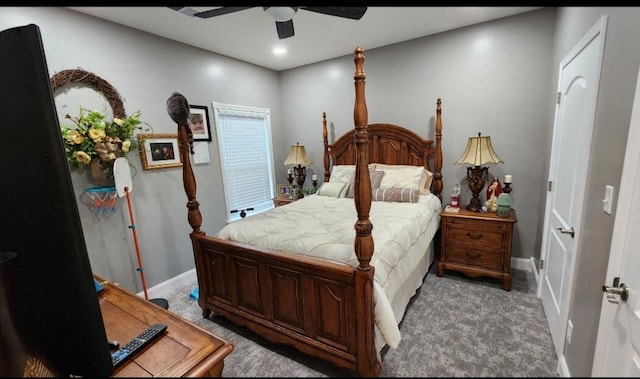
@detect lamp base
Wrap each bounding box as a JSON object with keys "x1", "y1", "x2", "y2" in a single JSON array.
[
  {"x1": 466, "y1": 197, "x2": 483, "y2": 211},
  {"x1": 466, "y1": 166, "x2": 488, "y2": 211},
  {"x1": 294, "y1": 165, "x2": 306, "y2": 199}
]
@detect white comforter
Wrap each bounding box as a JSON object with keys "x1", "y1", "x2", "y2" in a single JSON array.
[{"x1": 216, "y1": 193, "x2": 442, "y2": 349}]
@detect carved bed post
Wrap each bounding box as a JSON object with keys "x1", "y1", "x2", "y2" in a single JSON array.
[
  {"x1": 177, "y1": 123, "x2": 203, "y2": 236},
  {"x1": 353, "y1": 47, "x2": 373, "y2": 270},
  {"x1": 176, "y1": 119, "x2": 209, "y2": 316},
  {"x1": 322, "y1": 112, "x2": 331, "y2": 182},
  {"x1": 432, "y1": 98, "x2": 443, "y2": 200},
  {"x1": 352, "y1": 46, "x2": 380, "y2": 377}
]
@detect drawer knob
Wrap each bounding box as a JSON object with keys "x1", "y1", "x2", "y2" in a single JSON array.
[
  {"x1": 466, "y1": 232, "x2": 484, "y2": 240},
  {"x1": 465, "y1": 251, "x2": 481, "y2": 259}
]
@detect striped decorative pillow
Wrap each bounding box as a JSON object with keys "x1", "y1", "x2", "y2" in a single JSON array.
[{"x1": 372, "y1": 187, "x2": 419, "y2": 203}]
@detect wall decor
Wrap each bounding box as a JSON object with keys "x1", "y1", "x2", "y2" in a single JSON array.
[
  {"x1": 138, "y1": 133, "x2": 182, "y2": 170},
  {"x1": 188, "y1": 105, "x2": 212, "y2": 142},
  {"x1": 50, "y1": 68, "x2": 151, "y2": 186},
  {"x1": 192, "y1": 141, "x2": 211, "y2": 164}
]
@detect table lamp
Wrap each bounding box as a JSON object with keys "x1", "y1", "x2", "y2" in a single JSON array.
[
  {"x1": 284, "y1": 142, "x2": 312, "y2": 198},
  {"x1": 455, "y1": 132, "x2": 503, "y2": 211}
]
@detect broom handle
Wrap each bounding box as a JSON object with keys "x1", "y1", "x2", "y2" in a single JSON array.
[{"x1": 124, "y1": 186, "x2": 149, "y2": 300}]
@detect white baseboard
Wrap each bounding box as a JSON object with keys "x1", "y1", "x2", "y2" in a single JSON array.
[
  {"x1": 529, "y1": 257, "x2": 540, "y2": 284},
  {"x1": 512, "y1": 257, "x2": 540, "y2": 287},
  {"x1": 511, "y1": 257, "x2": 530, "y2": 271},
  {"x1": 558, "y1": 354, "x2": 570, "y2": 376},
  {"x1": 136, "y1": 268, "x2": 197, "y2": 299}
]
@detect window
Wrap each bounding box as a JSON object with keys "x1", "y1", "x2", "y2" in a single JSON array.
[{"x1": 212, "y1": 102, "x2": 276, "y2": 222}]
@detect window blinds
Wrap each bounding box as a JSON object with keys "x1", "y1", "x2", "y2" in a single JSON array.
[{"x1": 212, "y1": 102, "x2": 275, "y2": 222}]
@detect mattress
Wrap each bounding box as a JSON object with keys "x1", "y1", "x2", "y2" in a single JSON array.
[{"x1": 215, "y1": 193, "x2": 442, "y2": 351}]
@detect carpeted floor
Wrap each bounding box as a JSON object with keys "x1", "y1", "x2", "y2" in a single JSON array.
[{"x1": 163, "y1": 264, "x2": 558, "y2": 377}]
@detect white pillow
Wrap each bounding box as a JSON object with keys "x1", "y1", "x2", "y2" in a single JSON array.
[
  {"x1": 376, "y1": 165, "x2": 423, "y2": 191},
  {"x1": 316, "y1": 181, "x2": 349, "y2": 198},
  {"x1": 329, "y1": 164, "x2": 378, "y2": 184},
  {"x1": 329, "y1": 165, "x2": 355, "y2": 184},
  {"x1": 374, "y1": 163, "x2": 433, "y2": 195}
]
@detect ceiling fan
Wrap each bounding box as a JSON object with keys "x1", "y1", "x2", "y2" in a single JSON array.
[{"x1": 169, "y1": 6, "x2": 368, "y2": 39}]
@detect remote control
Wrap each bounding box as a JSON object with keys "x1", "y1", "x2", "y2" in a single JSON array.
[{"x1": 111, "y1": 323, "x2": 168, "y2": 368}]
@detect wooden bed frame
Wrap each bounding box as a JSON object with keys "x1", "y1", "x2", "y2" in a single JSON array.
[{"x1": 176, "y1": 47, "x2": 443, "y2": 377}]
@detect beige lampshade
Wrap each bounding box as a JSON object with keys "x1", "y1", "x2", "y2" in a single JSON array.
[
  {"x1": 284, "y1": 142, "x2": 313, "y2": 166},
  {"x1": 455, "y1": 133, "x2": 503, "y2": 166}
]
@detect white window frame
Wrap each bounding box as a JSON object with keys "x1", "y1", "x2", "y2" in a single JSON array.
[{"x1": 212, "y1": 102, "x2": 276, "y2": 223}]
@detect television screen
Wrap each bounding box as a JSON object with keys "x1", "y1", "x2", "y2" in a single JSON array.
[{"x1": 0, "y1": 24, "x2": 114, "y2": 376}]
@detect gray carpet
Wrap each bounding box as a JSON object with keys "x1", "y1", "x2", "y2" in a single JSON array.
[{"x1": 163, "y1": 264, "x2": 558, "y2": 377}]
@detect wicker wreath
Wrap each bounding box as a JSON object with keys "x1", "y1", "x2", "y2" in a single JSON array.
[
  {"x1": 49, "y1": 68, "x2": 126, "y2": 118},
  {"x1": 50, "y1": 68, "x2": 127, "y2": 186}
]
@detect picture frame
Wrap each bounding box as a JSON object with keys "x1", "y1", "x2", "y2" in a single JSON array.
[
  {"x1": 138, "y1": 133, "x2": 183, "y2": 170},
  {"x1": 188, "y1": 105, "x2": 212, "y2": 142},
  {"x1": 276, "y1": 183, "x2": 292, "y2": 199}
]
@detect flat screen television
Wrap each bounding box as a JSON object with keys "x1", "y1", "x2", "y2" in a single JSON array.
[{"x1": 0, "y1": 24, "x2": 114, "y2": 376}]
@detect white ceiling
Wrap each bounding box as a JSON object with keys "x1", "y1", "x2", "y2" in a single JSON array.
[{"x1": 68, "y1": 6, "x2": 542, "y2": 72}]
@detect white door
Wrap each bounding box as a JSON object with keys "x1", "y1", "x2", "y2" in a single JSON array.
[
  {"x1": 537, "y1": 15, "x2": 607, "y2": 359},
  {"x1": 591, "y1": 65, "x2": 640, "y2": 377}
]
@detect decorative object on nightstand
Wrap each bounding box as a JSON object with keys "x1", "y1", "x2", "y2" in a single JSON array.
[
  {"x1": 496, "y1": 174, "x2": 513, "y2": 217},
  {"x1": 277, "y1": 183, "x2": 292, "y2": 198},
  {"x1": 444, "y1": 183, "x2": 461, "y2": 213},
  {"x1": 455, "y1": 132, "x2": 504, "y2": 211},
  {"x1": 496, "y1": 193, "x2": 512, "y2": 217},
  {"x1": 312, "y1": 174, "x2": 319, "y2": 191},
  {"x1": 284, "y1": 142, "x2": 313, "y2": 199},
  {"x1": 286, "y1": 168, "x2": 294, "y2": 185},
  {"x1": 485, "y1": 176, "x2": 503, "y2": 211},
  {"x1": 450, "y1": 183, "x2": 461, "y2": 208},
  {"x1": 502, "y1": 174, "x2": 513, "y2": 194}
]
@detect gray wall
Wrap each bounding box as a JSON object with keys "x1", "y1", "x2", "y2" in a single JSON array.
[
  {"x1": 5, "y1": 6, "x2": 636, "y2": 375},
  {"x1": 551, "y1": 7, "x2": 640, "y2": 376},
  {"x1": 280, "y1": 8, "x2": 557, "y2": 265},
  {"x1": 0, "y1": 7, "x2": 283, "y2": 293}
]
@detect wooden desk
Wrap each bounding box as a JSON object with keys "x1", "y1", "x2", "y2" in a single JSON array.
[{"x1": 97, "y1": 278, "x2": 233, "y2": 377}]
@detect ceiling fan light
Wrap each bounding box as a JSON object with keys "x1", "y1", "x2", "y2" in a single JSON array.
[{"x1": 264, "y1": 7, "x2": 296, "y2": 22}]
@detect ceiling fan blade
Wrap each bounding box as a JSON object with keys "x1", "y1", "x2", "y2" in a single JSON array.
[
  {"x1": 276, "y1": 20, "x2": 295, "y2": 39},
  {"x1": 193, "y1": 6, "x2": 254, "y2": 19},
  {"x1": 301, "y1": 7, "x2": 367, "y2": 20}
]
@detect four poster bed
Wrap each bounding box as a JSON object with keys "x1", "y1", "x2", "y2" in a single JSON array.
[{"x1": 175, "y1": 47, "x2": 443, "y2": 377}]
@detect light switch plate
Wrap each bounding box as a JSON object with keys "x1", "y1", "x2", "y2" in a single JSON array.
[{"x1": 603, "y1": 185, "x2": 614, "y2": 214}]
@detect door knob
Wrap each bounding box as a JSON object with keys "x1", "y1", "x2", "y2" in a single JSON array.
[
  {"x1": 602, "y1": 282, "x2": 630, "y2": 304},
  {"x1": 557, "y1": 227, "x2": 575, "y2": 238}
]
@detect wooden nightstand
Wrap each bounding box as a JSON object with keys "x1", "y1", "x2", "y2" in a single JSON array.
[
  {"x1": 274, "y1": 197, "x2": 297, "y2": 207},
  {"x1": 438, "y1": 208, "x2": 517, "y2": 290}
]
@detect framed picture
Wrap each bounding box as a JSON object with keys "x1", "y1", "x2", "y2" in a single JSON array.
[
  {"x1": 188, "y1": 105, "x2": 212, "y2": 142},
  {"x1": 138, "y1": 133, "x2": 183, "y2": 170},
  {"x1": 277, "y1": 183, "x2": 292, "y2": 199}
]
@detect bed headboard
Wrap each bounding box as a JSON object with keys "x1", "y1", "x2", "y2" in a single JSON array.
[{"x1": 322, "y1": 99, "x2": 443, "y2": 199}]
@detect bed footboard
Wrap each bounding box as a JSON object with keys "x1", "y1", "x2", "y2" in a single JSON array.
[{"x1": 193, "y1": 236, "x2": 380, "y2": 376}]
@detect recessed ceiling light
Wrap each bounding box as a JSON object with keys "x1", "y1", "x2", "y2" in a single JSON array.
[{"x1": 273, "y1": 47, "x2": 287, "y2": 55}]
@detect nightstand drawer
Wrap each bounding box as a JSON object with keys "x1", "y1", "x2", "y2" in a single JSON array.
[
  {"x1": 446, "y1": 245, "x2": 504, "y2": 270},
  {"x1": 445, "y1": 221, "x2": 506, "y2": 247}
]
